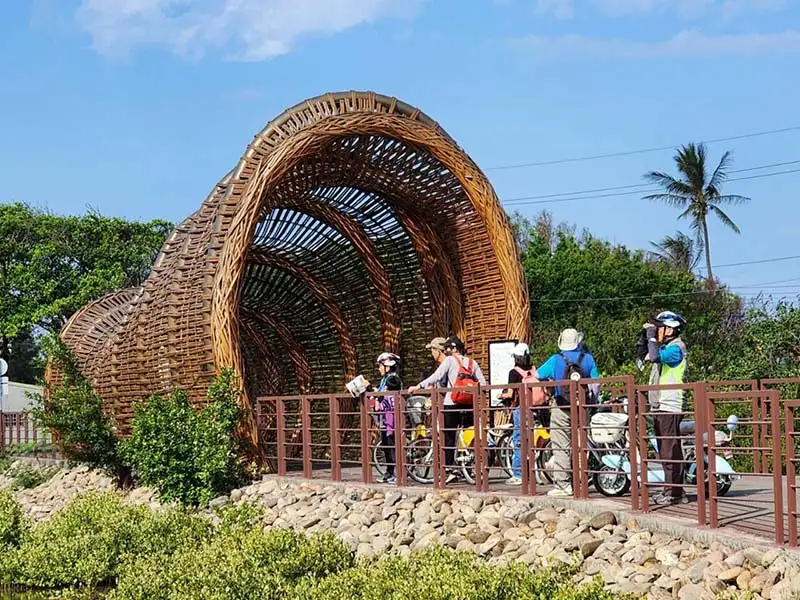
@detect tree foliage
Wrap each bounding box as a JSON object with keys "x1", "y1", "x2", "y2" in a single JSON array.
[
  {"x1": 0, "y1": 202, "x2": 171, "y2": 378},
  {"x1": 642, "y1": 143, "x2": 749, "y2": 283}
]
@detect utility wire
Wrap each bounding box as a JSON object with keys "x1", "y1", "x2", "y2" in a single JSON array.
[
  {"x1": 697, "y1": 255, "x2": 800, "y2": 271},
  {"x1": 487, "y1": 126, "x2": 800, "y2": 171},
  {"x1": 533, "y1": 287, "x2": 800, "y2": 304},
  {"x1": 502, "y1": 166, "x2": 800, "y2": 207}
]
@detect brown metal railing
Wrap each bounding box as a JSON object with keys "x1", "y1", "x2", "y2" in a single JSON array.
[
  {"x1": 0, "y1": 411, "x2": 56, "y2": 457},
  {"x1": 254, "y1": 376, "x2": 800, "y2": 547}
]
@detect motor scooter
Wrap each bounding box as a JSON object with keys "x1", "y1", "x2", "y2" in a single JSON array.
[{"x1": 597, "y1": 399, "x2": 740, "y2": 497}]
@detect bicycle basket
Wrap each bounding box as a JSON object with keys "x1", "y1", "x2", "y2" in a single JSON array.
[
  {"x1": 406, "y1": 395, "x2": 427, "y2": 427},
  {"x1": 589, "y1": 412, "x2": 628, "y2": 444}
]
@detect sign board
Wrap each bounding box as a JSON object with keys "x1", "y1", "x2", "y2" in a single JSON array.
[
  {"x1": 0, "y1": 358, "x2": 7, "y2": 377},
  {"x1": 487, "y1": 339, "x2": 517, "y2": 407}
]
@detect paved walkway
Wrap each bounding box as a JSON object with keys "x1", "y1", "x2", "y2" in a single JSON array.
[{"x1": 280, "y1": 460, "x2": 793, "y2": 548}]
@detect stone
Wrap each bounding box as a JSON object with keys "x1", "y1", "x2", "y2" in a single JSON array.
[
  {"x1": 655, "y1": 547, "x2": 680, "y2": 568},
  {"x1": 687, "y1": 560, "x2": 710, "y2": 584},
  {"x1": 724, "y1": 551, "x2": 745, "y2": 568},
  {"x1": 736, "y1": 569, "x2": 752, "y2": 590},
  {"x1": 467, "y1": 528, "x2": 491, "y2": 545},
  {"x1": 209, "y1": 496, "x2": 229, "y2": 508},
  {"x1": 356, "y1": 543, "x2": 376, "y2": 560},
  {"x1": 230, "y1": 488, "x2": 243, "y2": 502},
  {"x1": 761, "y1": 549, "x2": 781, "y2": 568},
  {"x1": 579, "y1": 538, "x2": 602, "y2": 558},
  {"x1": 717, "y1": 567, "x2": 743, "y2": 583},
  {"x1": 477, "y1": 534, "x2": 503, "y2": 556},
  {"x1": 301, "y1": 516, "x2": 321, "y2": 529},
  {"x1": 536, "y1": 507, "x2": 559, "y2": 523},
  {"x1": 588, "y1": 511, "x2": 617, "y2": 530},
  {"x1": 743, "y1": 547, "x2": 766, "y2": 567},
  {"x1": 678, "y1": 583, "x2": 708, "y2": 600}
]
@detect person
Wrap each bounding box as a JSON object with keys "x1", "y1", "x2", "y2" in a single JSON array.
[
  {"x1": 370, "y1": 352, "x2": 403, "y2": 484},
  {"x1": 644, "y1": 311, "x2": 689, "y2": 505},
  {"x1": 500, "y1": 342, "x2": 535, "y2": 486},
  {"x1": 536, "y1": 328, "x2": 600, "y2": 497},
  {"x1": 424, "y1": 337, "x2": 448, "y2": 388},
  {"x1": 409, "y1": 336, "x2": 486, "y2": 483}
]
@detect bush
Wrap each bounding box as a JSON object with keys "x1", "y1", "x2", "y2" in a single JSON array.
[
  {"x1": 290, "y1": 546, "x2": 617, "y2": 600},
  {"x1": 32, "y1": 337, "x2": 128, "y2": 484},
  {"x1": 122, "y1": 369, "x2": 245, "y2": 506},
  {"x1": 0, "y1": 492, "x2": 213, "y2": 588},
  {"x1": 6, "y1": 463, "x2": 58, "y2": 491},
  {"x1": 111, "y1": 529, "x2": 354, "y2": 600},
  {"x1": 0, "y1": 490, "x2": 26, "y2": 549}
]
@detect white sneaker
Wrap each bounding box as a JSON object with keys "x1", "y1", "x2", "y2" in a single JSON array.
[
  {"x1": 505, "y1": 476, "x2": 523, "y2": 486},
  {"x1": 547, "y1": 486, "x2": 573, "y2": 498}
]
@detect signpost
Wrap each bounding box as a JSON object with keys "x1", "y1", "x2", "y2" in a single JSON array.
[
  {"x1": 487, "y1": 339, "x2": 517, "y2": 407},
  {"x1": 0, "y1": 358, "x2": 7, "y2": 412}
]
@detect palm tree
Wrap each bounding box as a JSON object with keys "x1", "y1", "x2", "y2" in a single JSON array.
[
  {"x1": 649, "y1": 232, "x2": 701, "y2": 273},
  {"x1": 643, "y1": 143, "x2": 750, "y2": 283}
]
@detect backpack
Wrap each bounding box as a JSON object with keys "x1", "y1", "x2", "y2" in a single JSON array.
[
  {"x1": 556, "y1": 351, "x2": 587, "y2": 406},
  {"x1": 514, "y1": 366, "x2": 547, "y2": 407},
  {"x1": 451, "y1": 358, "x2": 479, "y2": 405}
]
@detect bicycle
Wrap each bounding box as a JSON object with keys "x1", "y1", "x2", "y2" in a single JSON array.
[{"x1": 373, "y1": 396, "x2": 436, "y2": 484}]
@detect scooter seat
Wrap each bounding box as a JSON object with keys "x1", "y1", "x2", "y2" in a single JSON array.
[{"x1": 679, "y1": 421, "x2": 695, "y2": 435}]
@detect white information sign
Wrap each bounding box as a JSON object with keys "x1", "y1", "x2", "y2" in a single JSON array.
[{"x1": 487, "y1": 339, "x2": 517, "y2": 407}]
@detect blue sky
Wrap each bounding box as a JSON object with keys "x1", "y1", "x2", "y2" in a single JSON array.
[{"x1": 1, "y1": 0, "x2": 799, "y2": 295}]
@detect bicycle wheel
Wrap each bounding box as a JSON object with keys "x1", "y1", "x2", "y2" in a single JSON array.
[
  {"x1": 459, "y1": 449, "x2": 476, "y2": 485},
  {"x1": 498, "y1": 432, "x2": 514, "y2": 478},
  {"x1": 536, "y1": 439, "x2": 554, "y2": 485},
  {"x1": 406, "y1": 437, "x2": 434, "y2": 484}
]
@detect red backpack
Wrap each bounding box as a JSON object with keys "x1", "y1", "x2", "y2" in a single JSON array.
[
  {"x1": 451, "y1": 358, "x2": 479, "y2": 405},
  {"x1": 514, "y1": 366, "x2": 547, "y2": 407}
]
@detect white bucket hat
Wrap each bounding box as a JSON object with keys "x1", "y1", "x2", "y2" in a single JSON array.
[
  {"x1": 557, "y1": 329, "x2": 580, "y2": 352},
  {"x1": 511, "y1": 342, "x2": 530, "y2": 357}
]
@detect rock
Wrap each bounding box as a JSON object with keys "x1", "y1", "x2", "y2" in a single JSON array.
[
  {"x1": 381, "y1": 504, "x2": 398, "y2": 520},
  {"x1": 588, "y1": 511, "x2": 617, "y2": 530},
  {"x1": 743, "y1": 547, "x2": 766, "y2": 567},
  {"x1": 678, "y1": 583, "x2": 708, "y2": 600},
  {"x1": 724, "y1": 551, "x2": 745, "y2": 568},
  {"x1": 736, "y1": 569, "x2": 752, "y2": 590},
  {"x1": 536, "y1": 507, "x2": 559, "y2": 523},
  {"x1": 761, "y1": 549, "x2": 781, "y2": 568},
  {"x1": 467, "y1": 528, "x2": 491, "y2": 545},
  {"x1": 477, "y1": 534, "x2": 503, "y2": 556},
  {"x1": 301, "y1": 516, "x2": 321, "y2": 529},
  {"x1": 655, "y1": 547, "x2": 680, "y2": 567},
  {"x1": 749, "y1": 569, "x2": 780, "y2": 594},
  {"x1": 717, "y1": 567, "x2": 743, "y2": 583},
  {"x1": 209, "y1": 496, "x2": 229, "y2": 508},
  {"x1": 356, "y1": 543, "x2": 376, "y2": 560},
  {"x1": 579, "y1": 538, "x2": 602, "y2": 558},
  {"x1": 372, "y1": 536, "x2": 392, "y2": 554},
  {"x1": 230, "y1": 488, "x2": 243, "y2": 502}
]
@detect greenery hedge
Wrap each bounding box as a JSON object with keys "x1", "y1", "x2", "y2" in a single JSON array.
[{"x1": 0, "y1": 493, "x2": 626, "y2": 600}]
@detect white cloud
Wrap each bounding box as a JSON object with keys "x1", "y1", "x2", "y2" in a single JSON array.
[
  {"x1": 77, "y1": 0, "x2": 420, "y2": 61},
  {"x1": 512, "y1": 29, "x2": 800, "y2": 60},
  {"x1": 590, "y1": 0, "x2": 787, "y2": 18},
  {"x1": 535, "y1": 0, "x2": 575, "y2": 19}
]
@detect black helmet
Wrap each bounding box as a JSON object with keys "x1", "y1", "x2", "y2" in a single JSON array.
[{"x1": 444, "y1": 336, "x2": 465, "y2": 354}]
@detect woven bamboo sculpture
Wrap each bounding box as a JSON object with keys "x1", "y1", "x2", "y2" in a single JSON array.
[{"x1": 54, "y1": 91, "x2": 531, "y2": 445}]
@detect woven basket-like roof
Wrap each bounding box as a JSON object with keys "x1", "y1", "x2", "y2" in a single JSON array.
[{"x1": 54, "y1": 91, "x2": 530, "y2": 444}]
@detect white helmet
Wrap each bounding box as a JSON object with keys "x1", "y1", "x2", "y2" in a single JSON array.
[
  {"x1": 376, "y1": 352, "x2": 399, "y2": 367},
  {"x1": 511, "y1": 342, "x2": 530, "y2": 358}
]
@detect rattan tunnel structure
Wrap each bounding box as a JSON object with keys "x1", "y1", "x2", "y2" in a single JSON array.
[{"x1": 54, "y1": 91, "x2": 531, "y2": 445}]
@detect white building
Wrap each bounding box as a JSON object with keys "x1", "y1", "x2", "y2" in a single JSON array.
[{"x1": 1, "y1": 381, "x2": 43, "y2": 413}]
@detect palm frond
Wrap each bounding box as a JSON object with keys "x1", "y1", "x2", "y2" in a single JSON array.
[
  {"x1": 643, "y1": 192, "x2": 690, "y2": 207},
  {"x1": 708, "y1": 150, "x2": 733, "y2": 189},
  {"x1": 710, "y1": 205, "x2": 742, "y2": 234},
  {"x1": 714, "y1": 193, "x2": 751, "y2": 206}
]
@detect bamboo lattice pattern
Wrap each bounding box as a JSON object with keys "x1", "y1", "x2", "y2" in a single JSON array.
[{"x1": 52, "y1": 91, "x2": 530, "y2": 445}]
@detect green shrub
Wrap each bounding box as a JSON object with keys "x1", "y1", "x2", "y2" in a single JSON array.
[
  {"x1": 32, "y1": 337, "x2": 128, "y2": 484},
  {"x1": 110, "y1": 529, "x2": 354, "y2": 600},
  {"x1": 122, "y1": 369, "x2": 245, "y2": 506},
  {"x1": 1, "y1": 492, "x2": 213, "y2": 588},
  {"x1": 290, "y1": 546, "x2": 616, "y2": 600},
  {"x1": 0, "y1": 490, "x2": 26, "y2": 549},
  {"x1": 4, "y1": 463, "x2": 58, "y2": 491}
]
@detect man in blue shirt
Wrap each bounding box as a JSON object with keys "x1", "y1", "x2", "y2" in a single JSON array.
[{"x1": 537, "y1": 328, "x2": 600, "y2": 497}]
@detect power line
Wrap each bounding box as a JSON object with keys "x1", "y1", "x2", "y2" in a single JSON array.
[
  {"x1": 533, "y1": 287, "x2": 800, "y2": 304},
  {"x1": 503, "y1": 159, "x2": 800, "y2": 203},
  {"x1": 503, "y1": 166, "x2": 800, "y2": 207},
  {"x1": 697, "y1": 255, "x2": 800, "y2": 271},
  {"x1": 487, "y1": 126, "x2": 800, "y2": 171}
]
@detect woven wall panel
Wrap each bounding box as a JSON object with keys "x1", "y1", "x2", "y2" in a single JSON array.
[{"x1": 53, "y1": 91, "x2": 530, "y2": 445}]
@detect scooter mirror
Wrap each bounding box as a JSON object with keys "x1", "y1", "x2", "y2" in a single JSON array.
[{"x1": 726, "y1": 414, "x2": 739, "y2": 432}]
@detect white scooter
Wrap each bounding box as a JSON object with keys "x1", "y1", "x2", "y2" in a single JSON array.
[{"x1": 597, "y1": 400, "x2": 739, "y2": 497}]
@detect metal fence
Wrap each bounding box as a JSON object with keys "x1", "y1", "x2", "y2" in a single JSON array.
[
  {"x1": 0, "y1": 411, "x2": 56, "y2": 457},
  {"x1": 255, "y1": 377, "x2": 800, "y2": 548}
]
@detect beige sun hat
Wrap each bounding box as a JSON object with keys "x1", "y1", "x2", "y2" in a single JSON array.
[{"x1": 557, "y1": 328, "x2": 580, "y2": 352}]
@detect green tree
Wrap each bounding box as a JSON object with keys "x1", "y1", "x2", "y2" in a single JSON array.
[
  {"x1": 649, "y1": 232, "x2": 701, "y2": 273},
  {"x1": 0, "y1": 202, "x2": 171, "y2": 378},
  {"x1": 643, "y1": 143, "x2": 749, "y2": 283}
]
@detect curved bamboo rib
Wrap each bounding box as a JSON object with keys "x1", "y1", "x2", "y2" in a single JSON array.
[
  {"x1": 53, "y1": 91, "x2": 531, "y2": 449},
  {"x1": 246, "y1": 249, "x2": 358, "y2": 381}
]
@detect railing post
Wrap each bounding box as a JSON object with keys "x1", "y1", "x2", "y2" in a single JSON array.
[
  {"x1": 752, "y1": 381, "x2": 762, "y2": 473},
  {"x1": 575, "y1": 382, "x2": 590, "y2": 500},
  {"x1": 329, "y1": 395, "x2": 341, "y2": 482},
  {"x1": 301, "y1": 397, "x2": 312, "y2": 479},
  {"x1": 706, "y1": 387, "x2": 719, "y2": 530},
  {"x1": 431, "y1": 388, "x2": 444, "y2": 490},
  {"x1": 568, "y1": 380, "x2": 584, "y2": 499},
  {"x1": 520, "y1": 382, "x2": 533, "y2": 496},
  {"x1": 625, "y1": 377, "x2": 640, "y2": 511},
  {"x1": 473, "y1": 387, "x2": 486, "y2": 492},
  {"x1": 637, "y1": 389, "x2": 650, "y2": 512},
  {"x1": 393, "y1": 392, "x2": 406, "y2": 487},
  {"x1": 785, "y1": 402, "x2": 797, "y2": 547},
  {"x1": 359, "y1": 393, "x2": 372, "y2": 484},
  {"x1": 276, "y1": 399, "x2": 287, "y2": 476},
  {"x1": 770, "y1": 391, "x2": 785, "y2": 546},
  {"x1": 694, "y1": 383, "x2": 707, "y2": 527}
]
